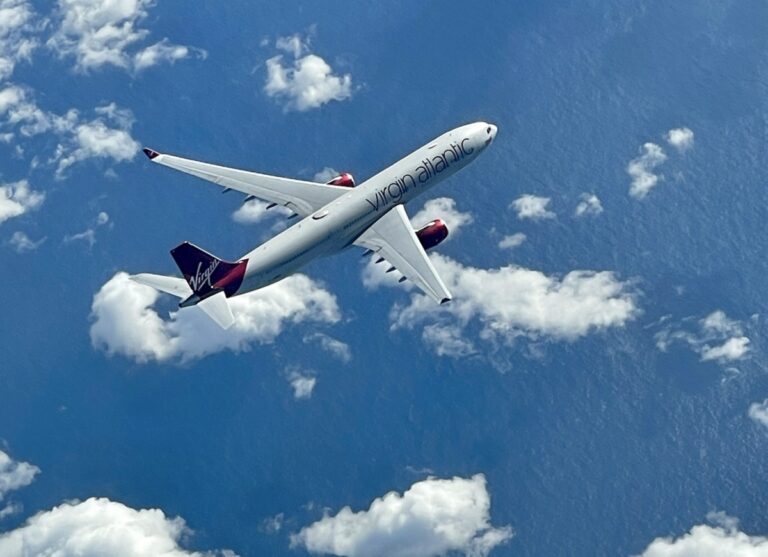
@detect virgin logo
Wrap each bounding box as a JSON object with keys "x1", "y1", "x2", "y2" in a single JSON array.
[{"x1": 189, "y1": 259, "x2": 219, "y2": 292}]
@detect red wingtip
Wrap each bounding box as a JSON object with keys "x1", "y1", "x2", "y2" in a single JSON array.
[{"x1": 143, "y1": 147, "x2": 160, "y2": 160}]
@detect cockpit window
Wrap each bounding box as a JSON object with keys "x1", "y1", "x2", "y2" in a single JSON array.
[{"x1": 487, "y1": 127, "x2": 492, "y2": 134}]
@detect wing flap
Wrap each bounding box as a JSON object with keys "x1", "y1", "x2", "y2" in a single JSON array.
[
  {"x1": 145, "y1": 150, "x2": 346, "y2": 217},
  {"x1": 355, "y1": 205, "x2": 451, "y2": 303}
]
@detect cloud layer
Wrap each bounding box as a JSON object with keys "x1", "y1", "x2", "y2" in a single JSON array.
[
  {"x1": 0, "y1": 497, "x2": 237, "y2": 556},
  {"x1": 291, "y1": 474, "x2": 512, "y2": 557},
  {"x1": 90, "y1": 272, "x2": 341, "y2": 363}
]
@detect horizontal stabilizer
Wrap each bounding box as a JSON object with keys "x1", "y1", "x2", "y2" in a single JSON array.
[
  {"x1": 130, "y1": 273, "x2": 192, "y2": 299},
  {"x1": 197, "y1": 291, "x2": 235, "y2": 329}
]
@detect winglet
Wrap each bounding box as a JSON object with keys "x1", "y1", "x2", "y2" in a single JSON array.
[{"x1": 142, "y1": 147, "x2": 160, "y2": 160}]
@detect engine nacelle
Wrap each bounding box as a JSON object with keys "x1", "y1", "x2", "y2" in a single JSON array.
[
  {"x1": 326, "y1": 172, "x2": 355, "y2": 188},
  {"x1": 415, "y1": 219, "x2": 449, "y2": 251}
]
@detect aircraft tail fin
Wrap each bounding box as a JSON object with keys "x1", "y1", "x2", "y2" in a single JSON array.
[{"x1": 170, "y1": 241, "x2": 248, "y2": 300}]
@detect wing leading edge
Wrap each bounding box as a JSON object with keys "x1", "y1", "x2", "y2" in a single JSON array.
[
  {"x1": 355, "y1": 205, "x2": 452, "y2": 304},
  {"x1": 143, "y1": 148, "x2": 346, "y2": 217}
]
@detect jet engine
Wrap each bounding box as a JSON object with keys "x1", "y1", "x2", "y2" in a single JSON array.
[
  {"x1": 415, "y1": 219, "x2": 449, "y2": 250},
  {"x1": 326, "y1": 173, "x2": 355, "y2": 188}
]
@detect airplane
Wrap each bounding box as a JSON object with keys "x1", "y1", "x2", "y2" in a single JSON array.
[{"x1": 132, "y1": 122, "x2": 498, "y2": 329}]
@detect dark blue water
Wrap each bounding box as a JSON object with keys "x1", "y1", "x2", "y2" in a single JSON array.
[{"x1": 1, "y1": 1, "x2": 767, "y2": 555}]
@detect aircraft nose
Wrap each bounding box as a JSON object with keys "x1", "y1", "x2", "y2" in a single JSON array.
[{"x1": 484, "y1": 123, "x2": 498, "y2": 146}]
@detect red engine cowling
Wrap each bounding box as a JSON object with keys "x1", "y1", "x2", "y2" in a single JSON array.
[
  {"x1": 326, "y1": 173, "x2": 355, "y2": 188},
  {"x1": 415, "y1": 219, "x2": 449, "y2": 250}
]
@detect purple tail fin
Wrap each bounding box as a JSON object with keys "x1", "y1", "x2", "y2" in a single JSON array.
[{"x1": 170, "y1": 242, "x2": 247, "y2": 299}]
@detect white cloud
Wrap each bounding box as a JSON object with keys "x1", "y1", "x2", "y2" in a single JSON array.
[
  {"x1": 388, "y1": 254, "x2": 637, "y2": 356},
  {"x1": 64, "y1": 210, "x2": 113, "y2": 247},
  {"x1": 0, "y1": 449, "x2": 39, "y2": 501},
  {"x1": 627, "y1": 143, "x2": 667, "y2": 199},
  {"x1": 9, "y1": 230, "x2": 44, "y2": 252},
  {"x1": 0, "y1": 179, "x2": 43, "y2": 224},
  {"x1": 291, "y1": 474, "x2": 512, "y2": 557},
  {"x1": 0, "y1": 0, "x2": 39, "y2": 81},
  {"x1": 655, "y1": 310, "x2": 751, "y2": 365},
  {"x1": 749, "y1": 400, "x2": 768, "y2": 429},
  {"x1": 574, "y1": 193, "x2": 603, "y2": 217},
  {"x1": 510, "y1": 194, "x2": 555, "y2": 220},
  {"x1": 288, "y1": 371, "x2": 316, "y2": 399},
  {"x1": 0, "y1": 497, "x2": 238, "y2": 556},
  {"x1": 665, "y1": 127, "x2": 694, "y2": 152},
  {"x1": 498, "y1": 233, "x2": 526, "y2": 250},
  {"x1": 313, "y1": 166, "x2": 339, "y2": 183},
  {"x1": 48, "y1": 0, "x2": 202, "y2": 73},
  {"x1": 0, "y1": 93, "x2": 140, "y2": 176},
  {"x1": 264, "y1": 33, "x2": 352, "y2": 112},
  {"x1": 635, "y1": 512, "x2": 768, "y2": 556},
  {"x1": 700, "y1": 336, "x2": 750, "y2": 362},
  {"x1": 231, "y1": 199, "x2": 291, "y2": 225},
  {"x1": 410, "y1": 197, "x2": 474, "y2": 235},
  {"x1": 90, "y1": 272, "x2": 341, "y2": 363},
  {"x1": 54, "y1": 109, "x2": 140, "y2": 176},
  {"x1": 303, "y1": 332, "x2": 351, "y2": 363}
]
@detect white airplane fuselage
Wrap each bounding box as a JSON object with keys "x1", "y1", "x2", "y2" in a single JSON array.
[{"x1": 238, "y1": 122, "x2": 498, "y2": 293}]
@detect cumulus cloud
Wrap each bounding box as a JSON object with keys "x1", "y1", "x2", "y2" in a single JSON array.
[
  {"x1": 665, "y1": 127, "x2": 694, "y2": 152},
  {"x1": 303, "y1": 332, "x2": 351, "y2": 363},
  {"x1": 0, "y1": 93, "x2": 140, "y2": 175},
  {"x1": 655, "y1": 310, "x2": 751, "y2": 365},
  {"x1": 0, "y1": 0, "x2": 39, "y2": 81},
  {"x1": 288, "y1": 371, "x2": 316, "y2": 399},
  {"x1": 498, "y1": 233, "x2": 526, "y2": 250},
  {"x1": 0, "y1": 497, "x2": 238, "y2": 556},
  {"x1": 574, "y1": 193, "x2": 603, "y2": 217},
  {"x1": 510, "y1": 194, "x2": 555, "y2": 220},
  {"x1": 48, "y1": 0, "x2": 203, "y2": 73},
  {"x1": 264, "y1": 33, "x2": 352, "y2": 112},
  {"x1": 635, "y1": 512, "x2": 768, "y2": 556},
  {"x1": 385, "y1": 254, "x2": 638, "y2": 357},
  {"x1": 291, "y1": 474, "x2": 512, "y2": 557},
  {"x1": 748, "y1": 400, "x2": 768, "y2": 429},
  {"x1": 231, "y1": 199, "x2": 291, "y2": 225},
  {"x1": 0, "y1": 179, "x2": 43, "y2": 224},
  {"x1": 8, "y1": 230, "x2": 44, "y2": 252},
  {"x1": 90, "y1": 272, "x2": 341, "y2": 363},
  {"x1": 627, "y1": 143, "x2": 667, "y2": 199},
  {"x1": 53, "y1": 104, "x2": 140, "y2": 176},
  {"x1": 410, "y1": 197, "x2": 474, "y2": 234},
  {"x1": 0, "y1": 449, "x2": 39, "y2": 501}
]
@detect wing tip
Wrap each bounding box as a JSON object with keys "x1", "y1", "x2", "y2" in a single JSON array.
[
  {"x1": 440, "y1": 297, "x2": 451, "y2": 305},
  {"x1": 142, "y1": 147, "x2": 161, "y2": 160}
]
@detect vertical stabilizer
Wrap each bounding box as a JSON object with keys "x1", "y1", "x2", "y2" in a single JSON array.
[{"x1": 170, "y1": 242, "x2": 247, "y2": 300}]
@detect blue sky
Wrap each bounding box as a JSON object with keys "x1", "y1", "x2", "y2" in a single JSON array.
[{"x1": 0, "y1": 1, "x2": 767, "y2": 556}]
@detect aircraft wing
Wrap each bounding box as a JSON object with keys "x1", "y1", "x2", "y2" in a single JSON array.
[
  {"x1": 354, "y1": 205, "x2": 452, "y2": 304},
  {"x1": 142, "y1": 148, "x2": 346, "y2": 217}
]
